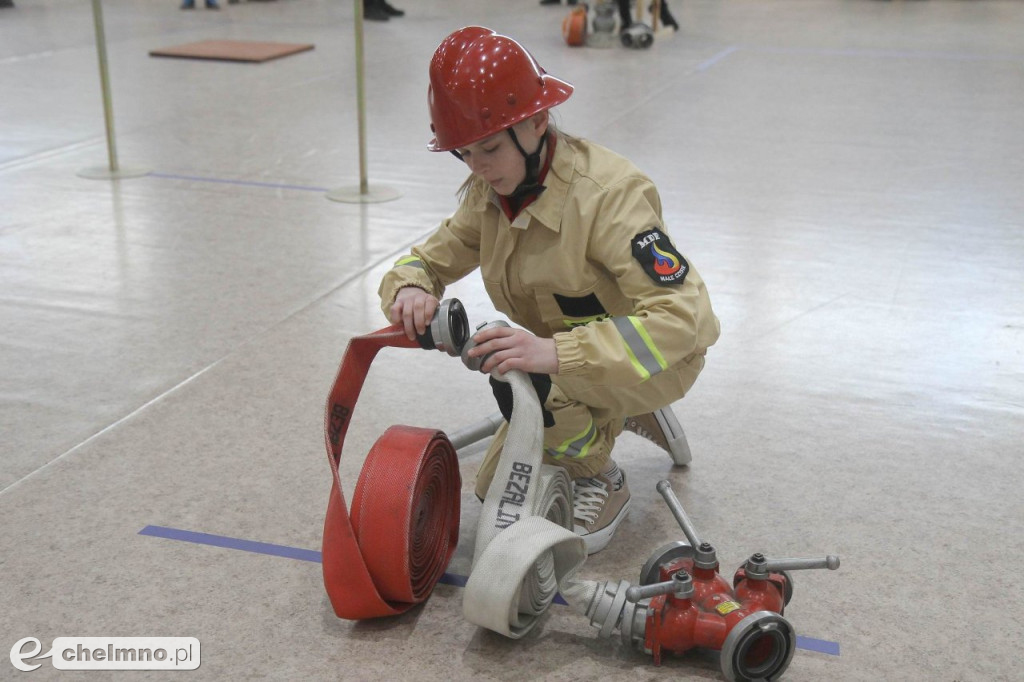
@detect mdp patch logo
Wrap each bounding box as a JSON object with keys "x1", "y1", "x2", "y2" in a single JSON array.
[{"x1": 632, "y1": 228, "x2": 688, "y2": 285}]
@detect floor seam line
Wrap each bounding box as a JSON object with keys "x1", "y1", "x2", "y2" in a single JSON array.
[{"x1": 0, "y1": 231, "x2": 434, "y2": 499}]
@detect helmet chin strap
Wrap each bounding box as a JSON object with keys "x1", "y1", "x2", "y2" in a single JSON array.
[{"x1": 505, "y1": 127, "x2": 549, "y2": 201}]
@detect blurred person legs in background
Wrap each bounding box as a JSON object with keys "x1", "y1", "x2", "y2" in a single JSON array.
[
  {"x1": 616, "y1": 0, "x2": 679, "y2": 31},
  {"x1": 181, "y1": 0, "x2": 221, "y2": 9},
  {"x1": 364, "y1": 0, "x2": 404, "y2": 22}
]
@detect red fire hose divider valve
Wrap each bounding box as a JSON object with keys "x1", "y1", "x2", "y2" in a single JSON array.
[{"x1": 593, "y1": 480, "x2": 840, "y2": 681}]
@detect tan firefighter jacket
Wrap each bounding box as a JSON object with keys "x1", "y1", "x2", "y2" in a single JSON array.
[{"x1": 378, "y1": 135, "x2": 720, "y2": 388}]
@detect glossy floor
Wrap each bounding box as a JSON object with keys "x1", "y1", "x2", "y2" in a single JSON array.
[{"x1": 1, "y1": 0, "x2": 1022, "y2": 680}]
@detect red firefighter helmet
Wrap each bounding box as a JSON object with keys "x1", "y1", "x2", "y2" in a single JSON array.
[{"x1": 427, "y1": 26, "x2": 574, "y2": 152}]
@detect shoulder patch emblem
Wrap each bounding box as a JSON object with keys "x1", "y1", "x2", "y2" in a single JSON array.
[{"x1": 632, "y1": 228, "x2": 688, "y2": 286}]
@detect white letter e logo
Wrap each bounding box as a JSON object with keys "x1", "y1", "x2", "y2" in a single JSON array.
[{"x1": 9, "y1": 637, "x2": 52, "y2": 672}]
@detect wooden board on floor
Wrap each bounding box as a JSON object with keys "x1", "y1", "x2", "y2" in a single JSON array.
[{"x1": 149, "y1": 40, "x2": 314, "y2": 63}]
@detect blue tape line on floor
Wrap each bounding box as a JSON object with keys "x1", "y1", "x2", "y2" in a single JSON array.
[
  {"x1": 138, "y1": 525, "x2": 568, "y2": 605},
  {"x1": 148, "y1": 171, "x2": 329, "y2": 193},
  {"x1": 140, "y1": 525, "x2": 835, "y2": 654},
  {"x1": 696, "y1": 46, "x2": 740, "y2": 72},
  {"x1": 140, "y1": 525, "x2": 322, "y2": 562},
  {"x1": 796, "y1": 636, "x2": 840, "y2": 656}
]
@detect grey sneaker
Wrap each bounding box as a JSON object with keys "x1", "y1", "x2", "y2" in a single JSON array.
[
  {"x1": 624, "y1": 407, "x2": 692, "y2": 466},
  {"x1": 572, "y1": 471, "x2": 631, "y2": 555}
]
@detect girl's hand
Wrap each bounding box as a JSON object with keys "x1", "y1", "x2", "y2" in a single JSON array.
[
  {"x1": 467, "y1": 325, "x2": 558, "y2": 375},
  {"x1": 390, "y1": 287, "x2": 439, "y2": 341}
]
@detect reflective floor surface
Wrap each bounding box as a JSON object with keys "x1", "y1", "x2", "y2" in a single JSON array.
[{"x1": 1, "y1": 0, "x2": 1022, "y2": 680}]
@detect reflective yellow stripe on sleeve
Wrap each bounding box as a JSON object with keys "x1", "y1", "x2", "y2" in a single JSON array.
[
  {"x1": 394, "y1": 255, "x2": 424, "y2": 269},
  {"x1": 612, "y1": 316, "x2": 668, "y2": 381}
]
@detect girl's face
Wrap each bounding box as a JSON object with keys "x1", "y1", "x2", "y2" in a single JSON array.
[{"x1": 455, "y1": 114, "x2": 547, "y2": 196}]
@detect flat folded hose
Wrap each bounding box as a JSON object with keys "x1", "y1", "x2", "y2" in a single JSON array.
[{"x1": 321, "y1": 326, "x2": 461, "y2": 619}]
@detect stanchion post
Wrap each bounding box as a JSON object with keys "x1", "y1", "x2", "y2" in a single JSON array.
[
  {"x1": 325, "y1": 0, "x2": 400, "y2": 204},
  {"x1": 78, "y1": 0, "x2": 149, "y2": 180},
  {"x1": 354, "y1": 0, "x2": 368, "y2": 195},
  {"x1": 94, "y1": 0, "x2": 118, "y2": 173}
]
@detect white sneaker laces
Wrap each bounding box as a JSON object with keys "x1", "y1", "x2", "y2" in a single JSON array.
[{"x1": 573, "y1": 477, "x2": 609, "y2": 525}]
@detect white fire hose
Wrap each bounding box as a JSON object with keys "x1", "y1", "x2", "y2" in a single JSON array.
[
  {"x1": 432, "y1": 310, "x2": 663, "y2": 653},
  {"x1": 460, "y1": 323, "x2": 599, "y2": 637}
]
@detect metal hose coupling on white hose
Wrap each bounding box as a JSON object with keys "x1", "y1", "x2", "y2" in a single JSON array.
[{"x1": 416, "y1": 298, "x2": 469, "y2": 356}]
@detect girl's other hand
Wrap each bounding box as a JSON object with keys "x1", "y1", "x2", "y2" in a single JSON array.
[{"x1": 468, "y1": 325, "x2": 558, "y2": 375}]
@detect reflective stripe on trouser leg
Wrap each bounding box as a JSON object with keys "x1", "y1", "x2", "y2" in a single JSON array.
[
  {"x1": 473, "y1": 354, "x2": 705, "y2": 498},
  {"x1": 545, "y1": 418, "x2": 598, "y2": 461},
  {"x1": 475, "y1": 385, "x2": 616, "y2": 499},
  {"x1": 539, "y1": 378, "x2": 617, "y2": 479},
  {"x1": 475, "y1": 420, "x2": 617, "y2": 499}
]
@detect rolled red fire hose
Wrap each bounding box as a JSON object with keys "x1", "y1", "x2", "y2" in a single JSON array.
[{"x1": 321, "y1": 326, "x2": 461, "y2": 619}]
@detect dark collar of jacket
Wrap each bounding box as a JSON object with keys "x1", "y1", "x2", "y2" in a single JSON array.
[{"x1": 467, "y1": 134, "x2": 576, "y2": 233}]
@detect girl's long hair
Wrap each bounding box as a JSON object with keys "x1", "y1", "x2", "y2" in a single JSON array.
[{"x1": 455, "y1": 111, "x2": 579, "y2": 203}]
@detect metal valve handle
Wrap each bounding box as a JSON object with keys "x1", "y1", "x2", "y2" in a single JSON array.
[
  {"x1": 764, "y1": 555, "x2": 840, "y2": 572},
  {"x1": 655, "y1": 480, "x2": 703, "y2": 547},
  {"x1": 626, "y1": 571, "x2": 693, "y2": 603},
  {"x1": 744, "y1": 552, "x2": 840, "y2": 580},
  {"x1": 655, "y1": 480, "x2": 718, "y2": 569}
]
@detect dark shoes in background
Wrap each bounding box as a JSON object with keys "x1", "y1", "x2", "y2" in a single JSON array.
[{"x1": 364, "y1": 0, "x2": 404, "y2": 21}]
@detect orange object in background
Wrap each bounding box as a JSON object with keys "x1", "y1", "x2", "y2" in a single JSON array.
[{"x1": 562, "y1": 6, "x2": 587, "y2": 47}]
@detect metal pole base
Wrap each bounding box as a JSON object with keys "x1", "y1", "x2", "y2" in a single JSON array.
[
  {"x1": 77, "y1": 166, "x2": 151, "y2": 180},
  {"x1": 325, "y1": 184, "x2": 401, "y2": 204}
]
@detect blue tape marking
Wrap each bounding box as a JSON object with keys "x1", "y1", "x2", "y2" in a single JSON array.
[
  {"x1": 140, "y1": 525, "x2": 834, "y2": 654},
  {"x1": 437, "y1": 572, "x2": 468, "y2": 588},
  {"x1": 795, "y1": 635, "x2": 840, "y2": 656},
  {"x1": 140, "y1": 525, "x2": 323, "y2": 562},
  {"x1": 147, "y1": 172, "x2": 329, "y2": 193},
  {"x1": 690, "y1": 43, "x2": 1021, "y2": 78},
  {"x1": 139, "y1": 524, "x2": 469, "y2": 591},
  {"x1": 748, "y1": 44, "x2": 1024, "y2": 64},
  {"x1": 696, "y1": 45, "x2": 740, "y2": 72}
]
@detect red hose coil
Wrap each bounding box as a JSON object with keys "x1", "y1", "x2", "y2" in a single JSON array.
[{"x1": 321, "y1": 327, "x2": 461, "y2": 619}]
